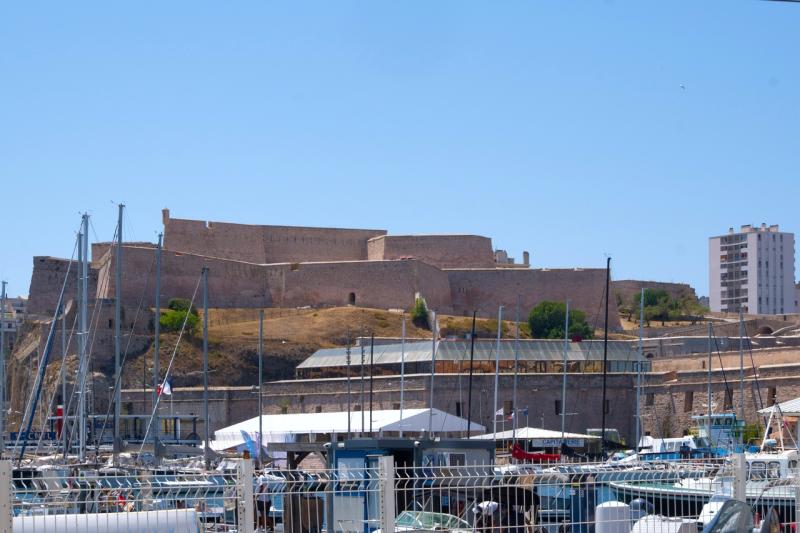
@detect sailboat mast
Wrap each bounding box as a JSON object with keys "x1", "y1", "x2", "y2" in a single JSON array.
[
  {"x1": 600, "y1": 257, "x2": 611, "y2": 455},
  {"x1": 258, "y1": 310, "x2": 264, "y2": 466},
  {"x1": 428, "y1": 311, "x2": 437, "y2": 436},
  {"x1": 0, "y1": 280, "x2": 6, "y2": 456},
  {"x1": 153, "y1": 232, "x2": 162, "y2": 459},
  {"x1": 369, "y1": 334, "x2": 374, "y2": 434},
  {"x1": 707, "y1": 321, "x2": 712, "y2": 440},
  {"x1": 346, "y1": 337, "x2": 351, "y2": 439},
  {"x1": 493, "y1": 306, "x2": 503, "y2": 438},
  {"x1": 466, "y1": 312, "x2": 477, "y2": 437},
  {"x1": 113, "y1": 203, "x2": 123, "y2": 460},
  {"x1": 738, "y1": 308, "x2": 744, "y2": 421},
  {"x1": 561, "y1": 300, "x2": 569, "y2": 445},
  {"x1": 512, "y1": 298, "x2": 520, "y2": 444},
  {"x1": 636, "y1": 288, "x2": 644, "y2": 452},
  {"x1": 78, "y1": 214, "x2": 89, "y2": 462},
  {"x1": 399, "y1": 315, "x2": 405, "y2": 437},
  {"x1": 61, "y1": 300, "x2": 67, "y2": 458},
  {"x1": 202, "y1": 266, "x2": 210, "y2": 468}
]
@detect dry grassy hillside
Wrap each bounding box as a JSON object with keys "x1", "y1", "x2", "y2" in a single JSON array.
[{"x1": 122, "y1": 307, "x2": 531, "y2": 389}]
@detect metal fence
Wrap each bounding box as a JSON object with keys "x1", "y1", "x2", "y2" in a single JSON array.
[{"x1": 0, "y1": 455, "x2": 796, "y2": 532}]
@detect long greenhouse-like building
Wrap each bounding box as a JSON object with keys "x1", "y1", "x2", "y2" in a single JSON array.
[{"x1": 296, "y1": 338, "x2": 650, "y2": 379}]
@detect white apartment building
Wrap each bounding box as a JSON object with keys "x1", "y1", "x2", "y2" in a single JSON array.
[{"x1": 709, "y1": 224, "x2": 796, "y2": 314}]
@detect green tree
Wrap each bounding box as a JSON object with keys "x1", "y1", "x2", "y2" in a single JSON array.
[
  {"x1": 527, "y1": 301, "x2": 593, "y2": 340},
  {"x1": 410, "y1": 297, "x2": 430, "y2": 329}
]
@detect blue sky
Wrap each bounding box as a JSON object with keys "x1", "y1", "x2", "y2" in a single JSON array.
[{"x1": 2, "y1": 1, "x2": 798, "y2": 299}]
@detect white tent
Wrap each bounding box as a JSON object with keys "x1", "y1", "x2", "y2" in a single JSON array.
[
  {"x1": 470, "y1": 427, "x2": 599, "y2": 447},
  {"x1": 211, "y1": 408, "x2": 485, "y2": 452}
]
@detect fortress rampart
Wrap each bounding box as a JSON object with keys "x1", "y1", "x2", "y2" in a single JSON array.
[
  {"x1": 163, "y1": 211, "x2": 386, "y2": 264},
  {"x1": 27, "y1": 211, "x2": 621, "y2": 324},
  {"x1": 612, "y1": 279, "x2": 697, "y2": 305},
  {"x1": 367, "y1": 234, "x2": 494, "y2": 268},
  {"x1": 447, "y1": 268, "x2": 620, "y2": 328}
]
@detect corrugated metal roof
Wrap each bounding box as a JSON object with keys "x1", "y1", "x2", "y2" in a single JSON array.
[
  {"x1": 758, "y1": 397, "x2": 800, "y2": 416},
  {"x1": 297, "y1": 339, "x2": 638, "y2": 369}
]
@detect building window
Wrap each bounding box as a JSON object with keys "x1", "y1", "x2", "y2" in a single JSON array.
[
  {"x1": 646, "y1": 393, "x2": 654, "y2": 406},
  {"x1": 555, "y1": 400, "x2": 562, "y2": 416},
  {"x1": 724, "y1": 390, "x2": 733, "y2": 410},
  {"x1": 315, "y1": 405, "x2": 322, "y2": 413},
  {"x1": 348, "y1": 292, "x2": 356, "y2": 305},
  {"x1": 684, "y1": 391, "x2": 694, "y2": 412},
  {"x1": 604, "y1": 399, "x2": 610, "y2": 414},
  {"x1": 768, "y1": 387, "x2": 777, "y2": 406},
  {"x1": 454, "y1": 402, "x2": 461, "y2": 417}
]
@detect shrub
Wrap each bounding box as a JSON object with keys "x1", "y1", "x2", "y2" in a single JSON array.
[{"x1": 160, "y1": 308, "x2": 199, "y2": 334}]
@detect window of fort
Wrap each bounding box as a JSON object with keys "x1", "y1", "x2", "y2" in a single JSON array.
[
  {"x1": 348, "y1": 292, "x2": 356, "y2": 305},
  {"x1": 684, "y1": 391, "x2": 694, "y2": 412},
  {"x1": 315, "y1": 405, "x2": 322, "y2": 413},
  {"x1": 724, "y1": 390, "x2": 733, "y2": 410},
  {"x1": 768, "y1": 387, "x2": 777, "y2": 406}
]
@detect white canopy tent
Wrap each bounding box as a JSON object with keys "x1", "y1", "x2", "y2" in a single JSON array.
[
  {"x1": 211, "y1": 408, "x2": 485, "y2": 452},
  {"x1": 471, "y1": 427, "x2": 599, "y2": 448}
]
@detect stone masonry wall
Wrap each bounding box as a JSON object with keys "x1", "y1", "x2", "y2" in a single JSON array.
[
  {"x1": 122, "y1": 372, "x2": 638, "y2": 443},
  {"x1": 367, "y1": 235, "x2": 495, "y2": 269},
  {"x1": 447, "y1": 268, "x2": 621, "y2": 328},
  {"x1": 613, "y1": 280, "x2": 697, "y2": 306},
  {"x1": 27, "y1": 256, "x2": 98, "y2": 316},
  {"x1": 98, "y1": 246, "x2": 453, "y2": 312},
  {"x1": 163, "y1": 215, "x2": 386, "y2": 264},
  {"x1": 278, "y1": 260, "x2": 452, "y2": 311},
  {"x1": 640, "y1": 365, "x2": 800, "y2": 439}
]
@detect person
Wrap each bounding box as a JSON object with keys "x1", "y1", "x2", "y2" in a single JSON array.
[
  {"x1": 473, "y1": 501, "x2": 500, "y2": 533},
  {"x1": 255, "y1": 473, "x2": 274, "y2": 532}
]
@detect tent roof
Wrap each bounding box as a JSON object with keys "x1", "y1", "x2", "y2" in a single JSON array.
[
  {"x1": 758, "y1": 397, "x2": 800, "y2": 417},
  {"x1": 298, "y1": 339, "x2": 639, "y2": 369},
  {"x1": 470, "y1": 427, "x2": 599, "y2": 441},
  {"x1": 212, "y1": 408, "x2": 485, "y2": 451}
]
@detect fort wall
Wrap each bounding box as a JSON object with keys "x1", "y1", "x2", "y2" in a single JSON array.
[
  {"x1": 613, "y1": 279, "x2": 697, "y2": 305},
  {"x1": 27, "y1": 256, "x2": 98, "y2": 316},
  {"x1": 447, "y1": 268, "x2": 621, "y2": 328},
  {"x1": 367, "y1": 235, "x2": 495, "y2": 268},
  {"x1": 278, "y1": 260, "x2": 452, "y2": 311},
  {"x1": 99, "y1": 246, "x2": 453, "y2": 312},
  {"x1": 163, "y1": 212, "x2": 386, "y2": 264}
]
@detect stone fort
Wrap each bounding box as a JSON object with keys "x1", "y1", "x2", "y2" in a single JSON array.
[{"x1": 27, "y1": 209, "x2": 619, "y2": 326}]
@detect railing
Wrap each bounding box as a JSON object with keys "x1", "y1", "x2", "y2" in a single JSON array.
[{"x1": 0, "y1": 455, "x2": 794, "y2": 532}]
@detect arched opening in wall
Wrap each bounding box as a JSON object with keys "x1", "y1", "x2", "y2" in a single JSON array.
[{"x1": 348, "y1": 292, "x2": 356, "y2": 306}]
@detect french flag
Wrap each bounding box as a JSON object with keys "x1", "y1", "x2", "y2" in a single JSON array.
[{"x1": 157, "y1": 377, "x2": 172, "y2": 396}]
